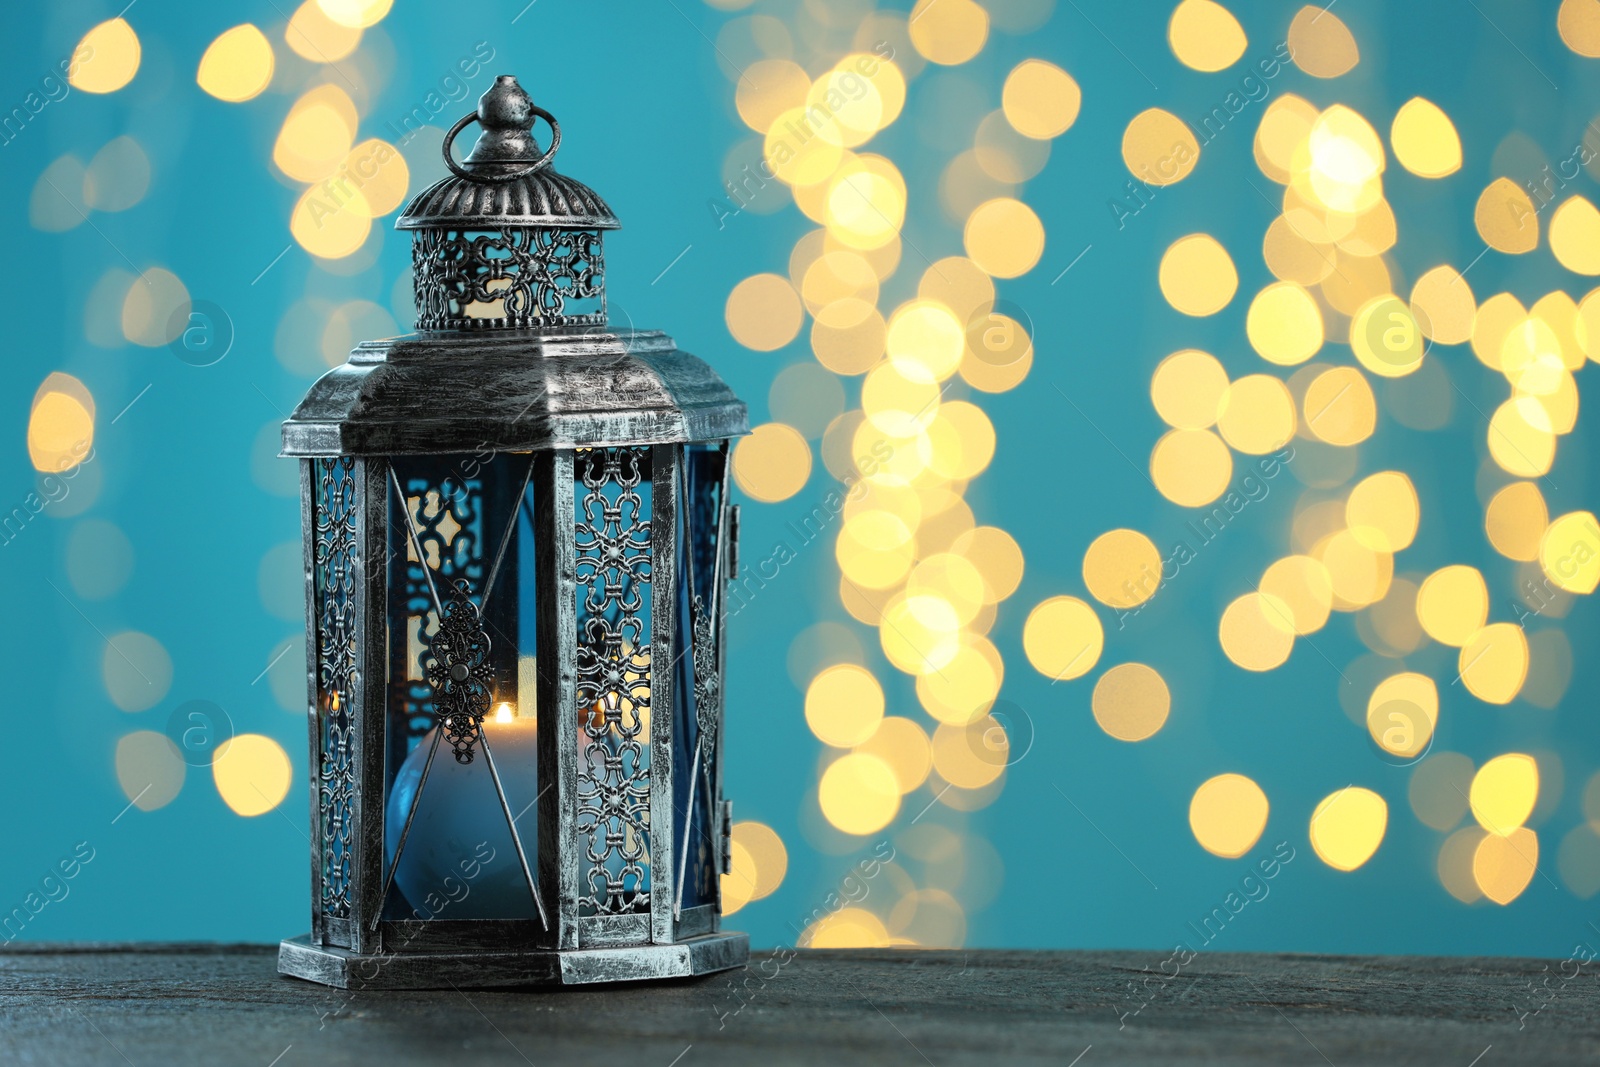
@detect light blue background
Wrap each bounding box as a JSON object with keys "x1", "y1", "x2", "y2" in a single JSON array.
[{"x1": 3, "y1": 0, "x2": 1597, "y2": 958}]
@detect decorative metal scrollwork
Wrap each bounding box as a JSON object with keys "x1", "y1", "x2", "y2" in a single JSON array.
[
  {"x1": 424, "y1": 580, "x2": 495, "y2": 764},
  {"x1": 691, "y1": 595, "x2": 720, "y2": 749},
  {"x1": 314, "y1": 458, "x2": 358, "y2": 921},
  {"x1": 395, "y1": 472, "x2": 485, "y2": 744},
  {"x1": 574, "y1": 447, "x2": 653, "y2": 916},
  {"x1": 412, "y1": 226, "x2": 605, "y2": 330}
]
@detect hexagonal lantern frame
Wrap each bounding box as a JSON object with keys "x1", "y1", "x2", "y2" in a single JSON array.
[{"x1": 277, "y1": 76, "x2": 750, "y2": 989}]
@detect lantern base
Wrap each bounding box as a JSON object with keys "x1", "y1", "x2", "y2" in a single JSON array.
[{"x1": 276, "y1": 930, "x2": 749, "y2": 990}]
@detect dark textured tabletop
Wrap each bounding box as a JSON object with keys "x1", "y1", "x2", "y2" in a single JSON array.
[{"x1": 2, "y1": 943, "x2": 1596, "y2": 1065}]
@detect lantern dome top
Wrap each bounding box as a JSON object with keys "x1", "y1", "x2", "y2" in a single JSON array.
[{"x1": 395, "y1": 76, "x2": 620, "y2": 232}]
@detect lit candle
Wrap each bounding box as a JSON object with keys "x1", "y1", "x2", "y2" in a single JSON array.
[{"x1": 383, "y1": 701, "x2": 542, "y2": 921}]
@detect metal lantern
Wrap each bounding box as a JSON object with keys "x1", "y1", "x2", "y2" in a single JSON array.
[{"x1": 277, "y1": 75, "x2": 750, "y2": 989}]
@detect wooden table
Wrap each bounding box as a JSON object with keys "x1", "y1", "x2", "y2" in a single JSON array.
[{"x1": 3, "y1": 943, "x2": 1596, "y2": 1064}]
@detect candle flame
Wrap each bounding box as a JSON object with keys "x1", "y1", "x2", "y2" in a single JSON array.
[{"x1": 494, "y1": 702, "x2": 516, "y2": 724}]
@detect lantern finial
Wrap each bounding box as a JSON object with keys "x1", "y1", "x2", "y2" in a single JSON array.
[{"x1": 449, "y1": 75, "x2": 562, "y2": 180}]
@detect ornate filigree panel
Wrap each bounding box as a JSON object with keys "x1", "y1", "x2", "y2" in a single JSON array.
[
  {"x1": 314, "y1": 457, "x2": 359, "y2": 921},
  {"x1": 574, "y1": 448, "x2": 653, "y2": 916},
  {"x1": 412, "y1": 227, "x2": 605, "y2": 330},
  {"x1": 391, "y1": 465, "x2": 486, "y2": 747}
]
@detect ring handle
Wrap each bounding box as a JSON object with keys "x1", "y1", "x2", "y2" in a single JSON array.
[{"x1": 441, "y1": 105, "x2": 562, "y2": 185}]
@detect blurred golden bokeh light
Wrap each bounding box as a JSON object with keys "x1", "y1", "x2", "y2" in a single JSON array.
[
  {"x1": 1150, "y1": 428, "x2": 1233, "y2": 507},
  {"x1": 1458, "y1": 624, "x2": 1529, "y2": 705},
  {"x1": 1160, "y1": 234, "x2": 1237, "y2": 316},
  {"x1": 819, "y1": 751, "x2": 900, "y2": 834},
  {"x1": 1309, "y1": 786, "x2": 1387, "y2": 871},
  {"x1": 1409, "y1": 265, "x2": 1476, "y2": 344},
  {"x1": 1350, "y1": 296, "x2": 1424, "y2": 378},
  {"x1": 121, "y1": 267, "x2": 191, "y2": 348},
  {"x1": 1302, "y1": 366, "x2": 1375, "y2": 446},
  {"x1": 275, "y1": 84, "x2": 358, "y2": 183},
  {"x1": 290, "y1": 184, "x2": 371, "y2": 259},
  {"x1": 1287, "y1": 5, "x2": 1360, "y2": 78},
  {"x1": 806, "y1": 664, "x2": 885, "y2": 747},
  {"x1": 198, "y1": 25, "x2": 276, "y2": 102},
  {"x1": 286, "y1": 0, "x2": 363, "y2": 63},
  {"x1": 1023, "y1": 596, "x2": 1102, "y2": 681},
  {"x1": 1082, "y1": 528, "x2": 1161, "y2": 609},
  {"x1": 1470, "y1": 753, "x2": 1539, "y2": 833},
  {"x1": 951, "y1": 526, "x2": 1025, "y2": 603},
  {"x1": 71, "y1": 19, "x2": 141, "y2": 94},
  {"x1": 1540, "y1": 511, "x2": 1600, "y2": 594},
  {"x1": 736, "y1": 59, "x2": 810, "y2": 132},
  {"x1": 1414, "y1": 565, "x2": 1487, "y2": 646},
  {"x1": 1217, "y1": 374, "x2": 1297, "y2": 454},
  {"x1": 1259, "y1": 555, "x2": 1333, "y2": 635},
  {"x1": 1151, "y1": 349, "x2": 1229, "y2": 430},
  {"x1": 212, "y1": 734, "x2": 293, "y2": 817},
  {"x1": 1485, "y1": 482, "x2": 1548, "y2": 562},
  {"x1": 317, "y1": 0, "x2": 394, "y2": 28},
  {"x1": 1550, "y1": 196, "x2": 1600, "y2": 275},
  {"x1": 1559, "y1": 0, "x2": 1600, "y2": 56},
  {"x1": 1256, "y1": 94, "x2": 1319, "y2": 184},
  {"x1": 1189, "y1": 773, "x2": 1269, "y2": 858},
  {"x1": 1345, "y1": 471, "x2": 1419, "y2": 552},
  {"x1": 1247, "y1": 282, "x2": 1323, "y2": 364},
  {"x1": 115, "y1": 731, "x2": 185, "y2": 812},
  {"x1": 1474, "y1": 828, "x2": 1539, "y2": 905},
  {"x1": 1366, "y1": 673, "x2": 1438, "y2": 760},
  {"x1": 1168, "y1": 0, "x2": 1247, "y2": 72},
  {"x1": 908, "y1": 0, "x2": 988, "y2": 66},
  {"x1": 1475, "y1": 178, "x2": 1539, "y2": 254},
  {"x1": 1092, "y1": 663, "x2": 1171, "y2": 742},
  {"x1": 1122, "y1": 108, "x2": 1200, "y2": 186},
  {"x1": 733, "y1": 423, "x2": 812, "y2": 502},
  {"x1": 28, "y1": 372, "x2": 95, "y2": 473},
  {"x1": 1487, "y1": 397, "x2": 1555, "y2": 477},
  {"x1": 804, "y1": 906, "x2": 891, "y2": 948},
  {"x1": 963, "y1": 197, "x2": 1045, "y2": 278},
  {"x1": 1219, "y1": 592, "x2": 1295, "y2": 671},
  {"x1": 1001, "y1": 59, "x2": 1080, "y2": 140},
  {"x1": 727, "y1": 820, "x2": 787, "y2": 907},
  {"x1": 726, "y1": 272, "x2": 803, "y2": 351},
  {"x1": 855, "y1": 717, "x2": 933, "y2": 794},
  {"x1": 1389, "y1": 98, "x2": 1461, "y2": 178}
]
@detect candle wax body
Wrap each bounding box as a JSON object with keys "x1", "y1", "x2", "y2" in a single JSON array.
[{"x1": 383, "y1": 721, "x2": 541, "y2": 921}]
